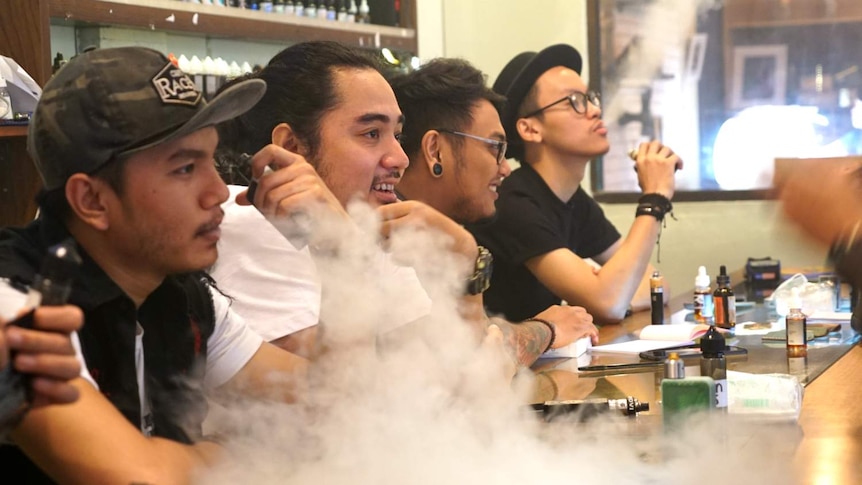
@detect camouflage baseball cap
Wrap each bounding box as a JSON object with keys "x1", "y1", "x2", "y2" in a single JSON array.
[{"x1": 28, "y1": 46, "x2": 266, "y2": 190}]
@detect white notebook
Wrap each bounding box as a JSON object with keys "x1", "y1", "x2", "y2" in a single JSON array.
[
  {"x1": 540, "y1": 336, "x2": 592, "y2": 359},
  {"x1": 589, "y1": 323, "x2": 711, "y2": 354}
]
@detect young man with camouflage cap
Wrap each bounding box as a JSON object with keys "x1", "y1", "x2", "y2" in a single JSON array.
[{"x1": 0, "y1": 46, "x2": 307, "y2": 483}]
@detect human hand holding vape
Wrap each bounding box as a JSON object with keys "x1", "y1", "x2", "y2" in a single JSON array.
[
  {"x1": 239, "y1": 145, "x2": 350, "y2": 249},
  {"x1": 628, "y1": 141, "x2": 682, "y2": 199},
  {"x1": 0, "y1": 239, "x2": 82, "y2": 433}
]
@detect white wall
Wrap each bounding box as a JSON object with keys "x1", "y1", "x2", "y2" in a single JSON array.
[{"x1": 416, "y1": 0, "x2": 827, "y2": 296}]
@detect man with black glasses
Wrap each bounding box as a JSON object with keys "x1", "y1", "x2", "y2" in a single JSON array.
[
  {"x1": 466, "y1": 44, "x2": 682, "y2": 324},
  {"x1": 390, "y1": 58, "x2": 598, "y2": 364}
]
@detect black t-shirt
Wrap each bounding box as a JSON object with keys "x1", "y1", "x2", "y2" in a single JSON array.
[{"x1": 466, "y1": 163, "x2": 620, "y2": 321}]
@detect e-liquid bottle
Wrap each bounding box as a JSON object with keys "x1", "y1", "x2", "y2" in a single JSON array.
[
  {"x1": 713, "y1": 265, "x2": 736, "y2": 329},
  {"x1": 700, "y1": 325, "x2": 727, "y2": 411},
  {"x1": 650, "y1": 270, "x2": 664, "y2": 324},
  {"x1": 787, "y1": 287, "x2": 808, "y2": 357},
  {"x1": 693, "y1": 265, "x2": 713, "y2": 324}
]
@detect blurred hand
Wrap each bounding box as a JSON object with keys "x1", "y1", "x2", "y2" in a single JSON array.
[
  {"x1": 377, "y1": 200, "x2": 479, "y2": 262},
  {"x1": 533, "y1": 305, "x2": 598, "y2": 349},
  {"x1": 4, "y1": 305, "x2": 83, "y2": 408},
  {"x1": 632, "y1": 140, "x2": 682, "y2": 200},
  {"x1": 777, "y1": 160, "x2": 862, "y2": 247},
  {"x1": 480, "y1": 324, "x2": 518, "y2": 380}
]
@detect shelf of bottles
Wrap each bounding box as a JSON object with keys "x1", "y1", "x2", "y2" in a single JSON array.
[
  {"x1": 48, "y1": 0, "x2": 416, "y2": 53},
  {"x1": 181, "y1": 1, "x2": 374, "y2": 24}
]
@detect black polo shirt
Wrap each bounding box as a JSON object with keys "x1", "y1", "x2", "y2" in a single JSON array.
[
  {"x1": 0, "y1": 215, "x2": 215, "y2": 483},
  {"x1": 466, "y1": 162, "x2": 620, "y2": 321}
]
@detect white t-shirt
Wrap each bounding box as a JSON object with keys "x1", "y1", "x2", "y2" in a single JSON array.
[
  {"x1": 214, "y1": 185, "x2": 432, "y2": 339},
  {"x1": 213, "y1": 185, "x2": 322, "y2": 341},
  {"x1": 0, "y1": 281, "x2": 263, "y2": 433}
]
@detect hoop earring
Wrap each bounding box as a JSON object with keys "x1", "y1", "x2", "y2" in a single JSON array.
[{"x1": 432, "y1": 162, "x2": 443, "y2": 177}]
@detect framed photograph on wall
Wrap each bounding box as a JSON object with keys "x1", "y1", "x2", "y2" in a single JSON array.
[{"x1": 731, "y1": 44, "x2": 788, "y2": 109}]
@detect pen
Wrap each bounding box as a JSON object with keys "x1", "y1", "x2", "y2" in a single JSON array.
[{"x1": 577, "y1": 361, "x2": 662, "y2": 372}]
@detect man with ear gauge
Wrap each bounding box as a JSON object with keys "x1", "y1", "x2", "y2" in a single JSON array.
[
  {"x1": 465, "y1": 44, "x2": 682, "y2": 324},
  {"x1": 0, "y1": 47, "x2": 311, "y2": 483},
  {"x1": 389, "y1": 58, "x2": 599, "y2": 364}
]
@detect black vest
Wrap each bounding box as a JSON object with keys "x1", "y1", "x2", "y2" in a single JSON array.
[{"x1": 0, "y1": 216, "x2": 216, "y2": 483}]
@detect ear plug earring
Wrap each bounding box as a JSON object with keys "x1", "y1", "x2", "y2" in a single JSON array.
[{"x1": 432, "y1": 162, "x2": 443, "y2": 177}]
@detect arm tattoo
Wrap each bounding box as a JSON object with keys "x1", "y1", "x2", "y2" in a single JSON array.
[{"x1": 490, "y1": 317, "x2": 551, "y2": 367}]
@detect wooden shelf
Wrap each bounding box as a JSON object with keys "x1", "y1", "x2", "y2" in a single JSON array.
[
  {"x1": 0, "y1": 125, "x2": 29, "y2": 138},
  {"x1": 48, "y1": 0, "x2": 417, "y2": 52},
  {"x1": 0, "y1": 0, "x2": 418, "y2": 226}
]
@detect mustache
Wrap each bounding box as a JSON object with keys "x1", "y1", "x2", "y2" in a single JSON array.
[
  {"x1": 372, "y1": 170, "x2": 402, "y2": 185},
  {"x1": 195, "y1": 209, "x2": 225, "y2": 235}
]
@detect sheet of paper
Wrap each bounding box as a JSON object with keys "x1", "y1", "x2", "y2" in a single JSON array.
[
  {"x1": 590, "y1": 339, "x2": 693, "y2": 354},
  {"x1": 639, "y1": 323, "x2": 709, "y2": 341}
]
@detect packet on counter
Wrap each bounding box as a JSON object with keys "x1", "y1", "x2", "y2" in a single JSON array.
[{"x1": 727, "y1": 370, "x2": 803, "y2": 422}]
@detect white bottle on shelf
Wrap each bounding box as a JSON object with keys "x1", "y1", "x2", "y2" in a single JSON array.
[
  {"x1": 356, "y1": 0, "x2": 370, "y2": 23},
  {"x1": 337, "y1": 0, "x2": 348, "y2": 21},
  {"x1": 347, "y1": 0, "x2": 357, "y2": 22},
  {"x1": 317, "y1": 0, "x2": 329, "y2": 19}
]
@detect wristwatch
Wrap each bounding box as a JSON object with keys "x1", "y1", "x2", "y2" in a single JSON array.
[{"x1": 466, "y1": 246, "x2": 493, "y2": 295}]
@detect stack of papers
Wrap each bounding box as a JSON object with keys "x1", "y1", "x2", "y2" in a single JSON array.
[{"x1": 590, "y1": 323, "x2": 711, "y2": 354}]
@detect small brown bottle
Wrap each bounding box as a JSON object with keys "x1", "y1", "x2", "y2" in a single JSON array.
[
  {"x1": 786, "y1": 287, "x2": 808, "y2": 357},
  {"x1": 713, "y1": 265, "x2": 736, "y2": 329},
  {"x1": 650, "y1": 270, "x2": 664, "y2": 324}
]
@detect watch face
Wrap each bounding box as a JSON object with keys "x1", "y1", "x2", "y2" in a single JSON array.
[{"x1": 467, "y1": 247, "x2": 493, "y2": 295}]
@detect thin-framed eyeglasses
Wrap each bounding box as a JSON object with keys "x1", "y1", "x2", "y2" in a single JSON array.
[
  {"x1": 435, "y1": 129, "x2": 508, "y2": 166},
  {"x1": 522, "y1": 90, "x2": 602, "y2": 118}
]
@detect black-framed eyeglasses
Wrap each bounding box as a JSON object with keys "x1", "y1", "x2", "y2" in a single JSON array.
[
  {"x1": 522, "y1": 90, "x2": 602, "y2": 118},
  {"x1": 435, "y1": 129, "x2": 508, "y2": 166}
]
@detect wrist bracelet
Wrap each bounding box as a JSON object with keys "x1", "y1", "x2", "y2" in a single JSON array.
[
  {"x1": 525, "y1": 317, "x2": 556, "y2": 353},
  {"x1": 635, "y1": 193, "x2": 673, "y2": 221},
  {"x1": 635, "y1": 193, "x2": 675, "y2": 264}
]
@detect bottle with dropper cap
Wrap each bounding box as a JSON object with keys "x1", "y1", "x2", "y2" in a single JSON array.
[
  {"x1": 787, "y1": 287, "x2": 808, "y2": 357},
  {"x1": 693, "y1": 266, "x2": 713, "y2": 324},
  {"x1": 713, "y1": 265, "x2": 736, "y2": 329}
]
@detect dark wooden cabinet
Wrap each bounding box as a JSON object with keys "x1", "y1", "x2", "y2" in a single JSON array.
[{"x1": 0, "y1": 0, "x2": 417, "y2": 226}]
